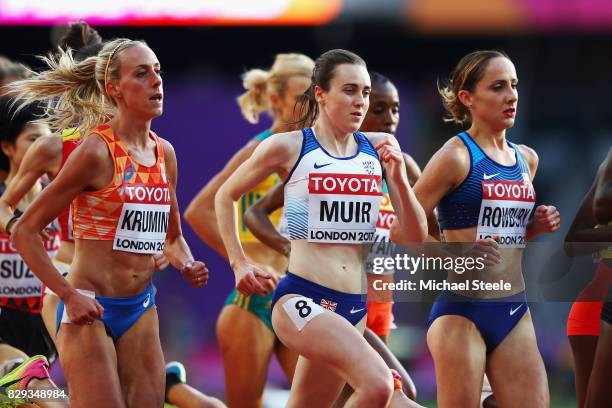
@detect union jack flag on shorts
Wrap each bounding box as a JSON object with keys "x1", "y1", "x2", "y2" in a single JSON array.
[{"x1": 320, "y1": 299, "x2": 338, "y2": 312}]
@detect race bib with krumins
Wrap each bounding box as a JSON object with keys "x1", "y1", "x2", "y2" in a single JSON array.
[{"x1": 113, "y1": 183, "x2": 171, "y2": 254}]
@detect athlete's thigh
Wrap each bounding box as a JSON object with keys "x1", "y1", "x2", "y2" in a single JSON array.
[
  {"x1": 585, "y1": 321, "x2": 612, "y2": 408},
  {"x1": 569, "y1": 335, "x2": 598, "y2": 408},
  {"x1": 286, "y1": 355, "x2": 346, "y2": 408},
  {"x1": 274, "y1": 340, "x2": 299, "y2": 383},
  {"x1": 57, "y1": 321, "x2": 124, "y2": 408},
  {"x1": 116, "y1": 307, "x2": 165, "y2": 408},
  {"x1": 427, "y1": 315, "x2": 486, "y2": 408},
  {"x1": 272, "y1": 295, "x2": 389, "y2": 391},
  {"x1": 216, "y1": 305, "x2": 275, "y2": 407},
  {"x1": 486, "y1": 311, "x2": 549, "y2": 408}
]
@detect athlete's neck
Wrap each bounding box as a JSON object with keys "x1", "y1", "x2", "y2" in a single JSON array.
[
  {"x1": 108, "y1": 115, "x2": 152, "y2": 149},
  {"x1": 312, "y1": 118, "x2": 356, "y2": 157},
  {"x1": 270, "y1": 119, "x2": 293, "y2": 134},
  {"x1": 466, "y1": 124, "x2": 508, "y2": 151}
]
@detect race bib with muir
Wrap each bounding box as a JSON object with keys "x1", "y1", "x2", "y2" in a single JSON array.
[
  {"x1": 113, "y1": 184, "x2": 171, "y2": 254},
  {"x1": 308, "y1": 173, "x2": 382, "y2": 244},
  {"x1": 0, "y1": 233, "x2": 59, "y2": 298},
  {"x1": 477, "y1": 173, "x2": 535, "y2": 248}
]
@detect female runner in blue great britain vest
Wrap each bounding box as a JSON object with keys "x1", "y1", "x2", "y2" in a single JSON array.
[
  {"x1": 408, "y1": 50, "x2": 560, "y2": 408},
  {"x1": 241, "y1": 71, "x2": 424, "y2": 403},
  {"x1": 216, "y1": 49, "x2": 427, "y2": 408},
  {"x1": 185, "y1": 53, "x2": 314, "y2": 408}
]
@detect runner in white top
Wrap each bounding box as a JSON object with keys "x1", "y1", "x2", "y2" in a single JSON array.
[{"x1": 216, "y1": 49, "x2": 427, "y2": 408}]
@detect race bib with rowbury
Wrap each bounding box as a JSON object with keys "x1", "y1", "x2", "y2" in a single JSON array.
[
  {"x1": 114, "y1": 184, "x2": 171, "y2": 254},
  {"x1": 477, "y1": 173, "x2": 536, "y2": 248},
  {"x1": 308, "y1": 173, "x2": 382, "y2": 244},
  {"x1": 0, "y1": 233, "x2": 59, "y2": 298}
]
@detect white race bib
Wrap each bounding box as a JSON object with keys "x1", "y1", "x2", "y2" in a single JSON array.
[
  {"x1": 307, "y1": 173, "x2": 382, "y2": 244},
  {"x1": 477, "y1": 176, "x2": 536, "y2": 248},
  {"x1": 0, "y1": 234, "x2": 58, "y2": 298},
  {"x1": 283, "y1": 296, "x2": 325, "y2": 331},
  {"x1": 113, "y1": 184, "x2": 171, "y2": 254}
]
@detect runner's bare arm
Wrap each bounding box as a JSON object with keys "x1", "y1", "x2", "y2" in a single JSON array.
[
  {"x1": 410, "y1": 139, "x2": 469, "y2": 242},
  {"x1": 402, "y1": 151, "x2": 441, "y2": 240},
  {"x1": 216, "y1": 134, "x2": 296, "y2": 266},
  {"x1": 11, "y1": 134, "x2": 113, "y2": 300},
  {"x1": 161, "y1": 139, "x2": 208, "y2": 288},
  {"x1": 184, "y1": 140, "x2": 260, "y2": 259},
  {"x1": 161, "y1": 139, "x2": 194, "y2": 266},
  {"x1": 244, "y1": 183, "x2": 289, "y2": 257},
  {"x1": 368, "y1": 133, "x2": 427, "y2": 244},
  {"x1": 402, "y1": 152, "x2": 421, "y2": 187},
  {"x1": 0, "y1": 135, "x2": 62, "y2": 231}
]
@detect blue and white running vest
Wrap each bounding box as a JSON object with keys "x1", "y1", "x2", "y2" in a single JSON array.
[
  {"x1": 284, "y1": 128, "x2": 383, "y2": 244},
  {"x1": 437, "y1": 132, "x2": 536, "y2": 248}
]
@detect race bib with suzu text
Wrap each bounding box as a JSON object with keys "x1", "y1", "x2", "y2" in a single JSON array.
[{"x1": 0, "y1": 233, "x2": 59, "y2": 298}]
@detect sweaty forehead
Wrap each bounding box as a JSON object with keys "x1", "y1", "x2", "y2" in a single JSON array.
[
  {"x1": 482, "y1": 57, "x2": 517, "y2": 82},
  {"x1": 119, "y1": 44, "x2": 159, "y2": 69},
  {"x1": 330, "y1": 63, "x2": 370, "y2": 87}
]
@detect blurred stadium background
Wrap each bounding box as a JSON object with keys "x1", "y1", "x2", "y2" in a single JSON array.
[{"x1": 2, "y1": 0, "x2": 611, "y2": 406}]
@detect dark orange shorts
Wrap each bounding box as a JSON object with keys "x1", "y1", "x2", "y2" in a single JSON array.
[
  {"x1": 367, "y1": 301, "x2": 394, "y2": 337},
  {"x1": 566, "y1": 301, "x2": 603, "y2": 337}
]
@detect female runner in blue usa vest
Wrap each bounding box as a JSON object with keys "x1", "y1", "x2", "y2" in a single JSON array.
[
  {"x1": 409, "y1": 50, "x2": 560, "y2": 407},
  {"x1": 216, "y1": 49, "x2": 427, "y2": 408}
]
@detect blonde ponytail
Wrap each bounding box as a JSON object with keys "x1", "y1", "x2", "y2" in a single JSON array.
[
  {"x1": 9, "y1": 38, "x2": 145, "y2": 136},
  {"x1": 237, "y1": 53, "x2": 314, "y2": 124},
  {"x1": 237, "y1": 69, "x2": 270, "y2": 124}
]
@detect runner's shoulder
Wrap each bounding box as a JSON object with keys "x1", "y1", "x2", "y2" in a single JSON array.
[
  {"x1": 515, "y1": 144, "x2": 538, "y2": 171},
  {"x1": 257, "y1": 130, "x2": 303, "y2": 156},
  {"x1": 28, "y1": 134, "x2": 63, "y2": 161},
  {"x1": 361, "y1": 131, "x2": 397, "y2": 147},
  {"x1": 436, "y1": 136, "x2": 471, "y2": 168}
]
